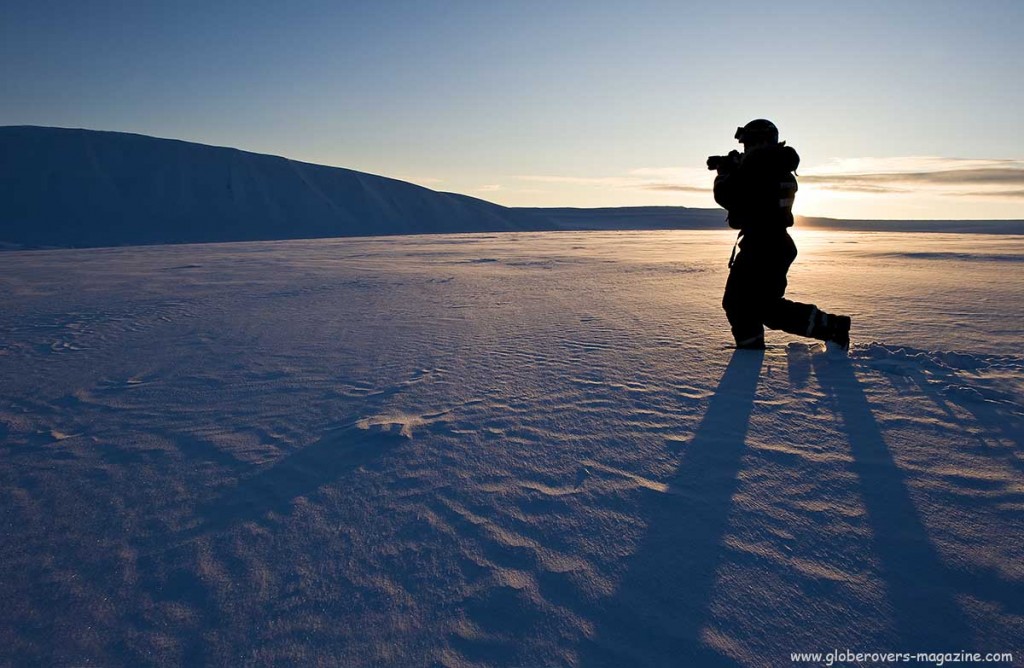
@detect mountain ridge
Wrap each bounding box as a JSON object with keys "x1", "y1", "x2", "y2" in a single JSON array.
[{"x1": 0, "y1": 125, "x2": 555, "y2": 249}]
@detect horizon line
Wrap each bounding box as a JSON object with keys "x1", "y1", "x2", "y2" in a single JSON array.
[{"x1": 3, "y1": 124, "x2": 1022, "y2": 223}]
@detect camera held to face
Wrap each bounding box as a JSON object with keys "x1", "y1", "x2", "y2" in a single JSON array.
[{"x1": 707, "y1": 150, "x2": 742, "y2": 172}]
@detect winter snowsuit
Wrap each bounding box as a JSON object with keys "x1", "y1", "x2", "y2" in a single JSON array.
[{"x1": 713, "y1": 144, "x2": 823, "y2": 346}]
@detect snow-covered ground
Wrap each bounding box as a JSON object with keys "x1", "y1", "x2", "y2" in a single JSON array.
[{"x1": 1, "y1": 230, "x2": 1021, "y2": 666}]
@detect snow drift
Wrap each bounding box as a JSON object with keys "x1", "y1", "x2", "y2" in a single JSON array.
[
  {"x1": 517, "y1": 206, "x2": 729, "y2": 231},
  {"x1": 516, "y1": 207, "x2": 1024, "y2": 235},
  {"x1": 0, "y1": 126, "x2": 554, "y2": 248}
]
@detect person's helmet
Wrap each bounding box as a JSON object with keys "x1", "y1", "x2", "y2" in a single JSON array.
[{"x1": 735, "y1": 119, "x2": 779, "y2": 144}]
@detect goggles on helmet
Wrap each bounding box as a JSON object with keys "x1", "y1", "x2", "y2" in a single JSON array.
[
  {"x1": 735, "y1": 120, "x2": 778, "y2": 143},
  {"x1": 736, "y1": 126, "x2": 770, "y2": 143}
]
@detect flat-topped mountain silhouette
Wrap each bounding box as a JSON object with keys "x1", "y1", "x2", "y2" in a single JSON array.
[{"x1": 0, "y1": 126, "x2": 554, "y2": 248}]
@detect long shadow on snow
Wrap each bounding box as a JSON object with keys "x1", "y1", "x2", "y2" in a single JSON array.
[
  {"x1": 128, "y1": 422, "x2": 407, "y2": 666},
  {"x1": 147, "y1": 422, "x2": 407, "y2": 554},
  {"x1": 888, "y1": 368, "x2": 1024, "y2": 615},
  {"x1": 809, "y1": 353, "x2": 976, "y2": 650},
  {"x1": 905, "y1": 368, "x2": 1024, "y2": 476},
  {"x1": 580, "y1": 349, "x2": 763, "y2": 667}
]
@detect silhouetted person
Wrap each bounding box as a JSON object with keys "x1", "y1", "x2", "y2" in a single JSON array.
[{"x1": 710, "y1": 119, "x2": 851, "y2": 349}]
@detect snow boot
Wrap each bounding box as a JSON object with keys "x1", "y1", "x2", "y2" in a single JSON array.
[
  {"x1": 808, "y1": 308, "x2": 851, "y2": 350},
  {"x1": 734, "y1": 333, "x2": 766, "y2": 350}
]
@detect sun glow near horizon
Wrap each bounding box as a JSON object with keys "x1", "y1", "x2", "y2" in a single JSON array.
[{"x1": 469, "y1": 155, "x2": 1024, "y2": 220}]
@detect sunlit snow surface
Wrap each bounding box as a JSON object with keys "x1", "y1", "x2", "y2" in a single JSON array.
[{"x1": 1, "y1": 230, "x2": 1022, "y2": 666}]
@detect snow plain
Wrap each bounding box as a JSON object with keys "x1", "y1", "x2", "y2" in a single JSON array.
[{"x1": 1, "y1": 229, "x2": 1022, "y2": 666}]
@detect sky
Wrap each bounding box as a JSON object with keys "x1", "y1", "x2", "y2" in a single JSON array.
[{"x1": 2, "y1": 0, "x2": 1023, "y2": 220}]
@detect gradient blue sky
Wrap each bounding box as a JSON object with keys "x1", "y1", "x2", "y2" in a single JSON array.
[{"x1": 3, "y1": 0, "x2": 1023, "y2": 219}]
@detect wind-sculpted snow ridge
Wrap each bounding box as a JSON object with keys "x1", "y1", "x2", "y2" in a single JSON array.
[
  {"x1": 860, "y1": 252, "x2": 1024, "y2": 263},
  {"x1": 518, "y1": 208, "x2": 1024, "y2": 235},
  {"x1": 0, "y1": 126, "x2": 554, "y2": 249},
  {"x1": 798, "y1": 217, "x2": 1024, "y2": 235},
  {"x1": 0, "y1": 231, "x2": 1021, "y2": 666}
]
